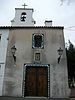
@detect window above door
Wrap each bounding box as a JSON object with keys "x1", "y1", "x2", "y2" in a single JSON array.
[{"x1": 32, "y1": 33, "x2": 44, "y2": 49}]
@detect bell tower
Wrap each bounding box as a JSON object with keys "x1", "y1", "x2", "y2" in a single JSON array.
[{"x1": 11, "y1": 3, "x2": 36, "y2": 26}]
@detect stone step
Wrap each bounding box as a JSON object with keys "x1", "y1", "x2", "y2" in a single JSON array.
[
  {"x1": 0, "y1": 97, "x2": 48, "y2": 100},
  {"x1": 70, "y1": 98, "x2": 75, "y2": 100},
  {"x1": 0, "y1": 96, "x2": 71, "y2": 100}
]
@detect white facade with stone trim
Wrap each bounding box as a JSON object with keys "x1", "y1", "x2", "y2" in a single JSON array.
[
  {"x1": 0, "y1": 29, "x2": 9, "y2": 95},
  {"x1": 1, "y1": 27, "x2": 70, "y2": 98}
]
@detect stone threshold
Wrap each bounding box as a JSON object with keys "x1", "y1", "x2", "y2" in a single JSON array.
[{"x1": 24, "y1": 96, "x2": 48, "y2": 99}]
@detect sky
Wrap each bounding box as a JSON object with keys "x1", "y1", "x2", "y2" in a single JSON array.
[{"x1": 0, "y1": 0, "x2": 75, "y2": 45}]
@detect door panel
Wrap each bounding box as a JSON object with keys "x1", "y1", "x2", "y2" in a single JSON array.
[
  {"x1": 25, "y1": 67, "x2": 48, "y2": 97},
  {"x1": 38, "y1": 67, "x2": 47, "y2": 75},
  {"x1": 25, "y1": 67, "x2": 36, "y2": 96},
  {"x1": 38, "y1": 75, "x2": 47, "y2": 96}
]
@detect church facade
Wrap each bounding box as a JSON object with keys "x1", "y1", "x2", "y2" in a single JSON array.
[{"x1": 0, "y1": 4, "x2": 70, "y2": 99}]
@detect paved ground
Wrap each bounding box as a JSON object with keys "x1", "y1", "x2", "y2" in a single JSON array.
[
  {"x1": 1, "y1": 96, "x2": 75, "y2": 100},
  {"x1": 0, "y1": 97, "x2": 49, "y2": 100},
  {"x1": 0, "y1": 96, "x2": 72, "y2": 100},
  {"x1": 70, "y1": 98, "x2": 75, "y2": 100}
]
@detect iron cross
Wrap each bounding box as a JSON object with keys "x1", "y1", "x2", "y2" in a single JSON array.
[{"x1": 22, "y1": 3, "x2": 27, "y2": 9}]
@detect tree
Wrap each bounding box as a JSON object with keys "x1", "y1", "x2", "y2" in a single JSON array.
[{"x1": 66, "y1": 40, "x2": 75, "y2": 87}]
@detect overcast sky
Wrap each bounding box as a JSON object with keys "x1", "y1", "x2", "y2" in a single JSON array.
[{"x1": 0, "y1": 0, "x2": 75, "y2": 45}]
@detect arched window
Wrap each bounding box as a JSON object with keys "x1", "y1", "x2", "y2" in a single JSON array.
[{"x1": 20, "y1": 12, "x2": 26, "y2": 21}]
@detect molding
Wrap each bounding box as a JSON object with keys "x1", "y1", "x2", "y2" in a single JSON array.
[{"x1": 0, "y1": 26, "x2": 64, "y2": 29}]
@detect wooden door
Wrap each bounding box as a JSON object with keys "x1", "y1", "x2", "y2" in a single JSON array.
[
  {"x1": 37, "y1": 68, "x2": 48, "y2": 96},
  {"x1": 24, "y1": 67, "x2": 48, "y2": 97},
  {"x1": 25, "y1": 67, "x2": 36, "y2": 96}
]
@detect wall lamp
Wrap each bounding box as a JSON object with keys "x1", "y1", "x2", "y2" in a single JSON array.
[
  {"x1": 11, "y1": 45, "x2": 17, "y2": 62},
  {"x1": 57, "y1": 47, "x2": 63, "y2": 64}
]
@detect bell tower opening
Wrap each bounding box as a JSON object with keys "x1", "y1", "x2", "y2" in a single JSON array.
[{"x1": 20, "y1": 12, "x2": 26, "y2": 21}]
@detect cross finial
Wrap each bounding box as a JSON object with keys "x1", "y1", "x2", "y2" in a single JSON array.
[{"x1": 22, "y1": 3, "x2": 27, "y2": 9}]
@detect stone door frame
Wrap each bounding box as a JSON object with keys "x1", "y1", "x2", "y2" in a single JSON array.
[{"x1": 22, "y1": 64, "x2": 50, "y2": 98}]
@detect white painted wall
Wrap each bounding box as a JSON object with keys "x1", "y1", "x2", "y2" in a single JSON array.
[
  {"x1": 11, "y1": 8, "x2": 35, "y2": 26},
  {"x1": 3, "y1": 28, "x2": 70, "y2": 97},
  {"x1": 0, "y1": 29, "x2": 9, "y2": 96}
]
